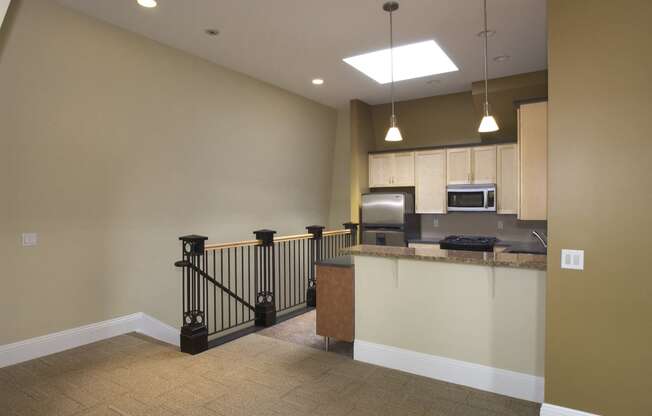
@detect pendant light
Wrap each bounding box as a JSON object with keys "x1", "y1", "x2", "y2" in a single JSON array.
[
  {"x1": 383, "y1": 1, "x2": 403, "y2": 142},
  {"x1": 478, "y1": 0, "x2": 500, "y2": 133}
]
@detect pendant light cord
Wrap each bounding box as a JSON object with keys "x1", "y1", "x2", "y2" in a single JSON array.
[
  {"x1": 389, "y1": 8, "x2": 396, "y2": 123},
  {"x1": 483, "y1": 0, "x2": 489, "y2": 116}
]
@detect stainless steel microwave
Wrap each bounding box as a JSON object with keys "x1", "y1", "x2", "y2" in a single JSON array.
[{"x1": 447, "y1": 184, "x2": 496, "y2": 212}]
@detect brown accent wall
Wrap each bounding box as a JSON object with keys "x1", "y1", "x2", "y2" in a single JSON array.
[
  {"x1": 372, "y1": 92, "x2": 480, "y2": 151},
  {"x1": 546, "y1": 1, "x2": 652, "y2": 414},
  {"x1": 370, "y1": 71, "x2": 547, "y2": 152},
  {"x1": 349, "y1": 99, "x2": 374, "y2": 222},
  {"x1": 471, "y1": 71, "x2": 548, "y2": 142}
]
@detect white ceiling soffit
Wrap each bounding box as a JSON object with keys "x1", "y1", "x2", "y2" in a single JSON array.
[{"x1": 55, "y1": 0, "x2": 547, "y2": 108}]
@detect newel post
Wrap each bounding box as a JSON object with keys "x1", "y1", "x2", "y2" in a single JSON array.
[
  {"x1": 178, "y1": 235, "x2": 209, "y2": 355},
  {"x1": 254, "y1": 229, "x2": 277, "y2": 327},
  {"x1": 344, "y1": 222, "x2": 359, "y2": 246},
  {"x1": 306, "y1": 225, "x2": 325, "y2": 307}
]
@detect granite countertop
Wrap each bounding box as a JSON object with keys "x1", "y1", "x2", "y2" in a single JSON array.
[
  {"x1": 342, "y1": 245, "x2": 547, "y2": 271},
  {"x1": 407, "y1": 238, "x2": 547, "y2": 255},
  {"x1": 315, "y1": 255, "x2": 354, "y2": 268}
]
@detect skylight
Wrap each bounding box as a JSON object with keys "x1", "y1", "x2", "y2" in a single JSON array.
[{"x1": 343, "y1": 40, "x2": 458, "y2": 84}]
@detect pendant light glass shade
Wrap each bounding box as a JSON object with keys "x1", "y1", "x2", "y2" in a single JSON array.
[
  {"x1": 478, "y1": 115, "x2": 499, "y2": 133},
  {"x1": 385, "y1": 115, "x2": 403, "y2": 141},
  {"x1": 478, "y1": 0, "x2": 499, "y2": 134},
  {"x1": 385, "y1": 127, "x2": 403, "y2": 142}
]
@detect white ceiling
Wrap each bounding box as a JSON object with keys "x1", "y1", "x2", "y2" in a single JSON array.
[{"x1": 56, "y1": 0, "x2": 547, "y2": 108}]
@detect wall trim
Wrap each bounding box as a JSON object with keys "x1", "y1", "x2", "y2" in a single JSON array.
[
  {"x1": 0, "y1": 313, "x2": 179, "y2": 368},
  {"x1": 354, "y1": 339, "x2": 544, "y2": 403},
  {"x1": 540, "y1": 403, "x2": 600, "y2": 416}
]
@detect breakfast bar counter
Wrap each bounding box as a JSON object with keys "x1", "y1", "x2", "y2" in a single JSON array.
[
  {"x1": 342, "y1": 244, "x2": 547, "y2": 403},
  {"x1": 342, "y1": 244, "x2": 547, "y2": 271}
]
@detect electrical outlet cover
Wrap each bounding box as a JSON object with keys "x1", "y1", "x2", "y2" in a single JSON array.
[
  {"x1": 22, "y1": 233, "x2": 38, "y2": 247},
  {"x1": 561, "y1": 249, "x2": 584, "y2": 270}
]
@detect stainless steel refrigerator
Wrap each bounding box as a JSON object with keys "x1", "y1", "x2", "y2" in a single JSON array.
[{"x1": 361, "y1": 192, "x2": 417, "y2": 247}]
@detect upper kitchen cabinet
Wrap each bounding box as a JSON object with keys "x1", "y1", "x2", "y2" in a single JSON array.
[
  {"x1": 446, "y1": 147, "x2": 472, "y2": 185},
  {"x1": 368, "y1": 152, "x2": 415, "y2": 187},
  {"x1": 369, "y1": 153, "x2": 393, "y2": 187},
  {"x1": 518, "y1": 101, "x2": 548, "y2": 220},
  {"x1": 447, "y1": 146, "x2": 497, "y2": 185},
  {"x1": 415, "y1": 149, "x2": 447, "y2": 214},
  {"x1": 393, "y1": 152, "x2": 416, "y2": 186},
  {"x1": 471, "y1": 146, "x2": 497, "y2": 184},
  {"x1": 496, "y1": 144, "x2": 518, "y2": 214}
]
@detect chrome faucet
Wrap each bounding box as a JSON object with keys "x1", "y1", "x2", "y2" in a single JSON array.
[{"x1": 532, "y1": 230, "x2": 548, "y2": 249}]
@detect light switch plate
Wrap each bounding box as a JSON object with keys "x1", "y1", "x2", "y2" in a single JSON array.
[
  {"x1": 22, "y1": 233, "x2": 38, "y2": 247},
  {"x1": 433, "y1": 217, "x2": 439, "y2": 227},
  {"x1": 561, "y1": 249, "x2": 584, "y2": 270},
  {"x1": 497, "y1": 221, "x2": 504, "y2": 230}
]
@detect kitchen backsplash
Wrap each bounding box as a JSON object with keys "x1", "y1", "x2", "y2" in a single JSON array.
[{"x1": 419, "y1": 213, "x2": 547, "y2": 243}]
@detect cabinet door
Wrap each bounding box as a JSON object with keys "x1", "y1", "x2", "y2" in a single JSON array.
[
  {"x1": 415, "y1": 150, "x2": 447, "y2": 214},
  {"x1": 518, "y1": 102, "x2": 548, "y2": 220},
  {"x1": 496, "y1": 144, "x2": 518, "y2": 214},
  {"x1": 393, "y1": 152, "x2": 415, "y2": 186},
  {"x1": 446, "y1": 148, "x2": 472, "y2": 185},
  {"x1": 472, "y1": 146, "x2": 497, "y2": 184},
  {"x1": 368, "y1": 154, "x2": 393, "y2": 187}
]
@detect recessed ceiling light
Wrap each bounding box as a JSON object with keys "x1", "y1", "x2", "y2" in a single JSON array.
[
  {"x1": 476, "y1": 29, "x2": 496, "y2": 38},
  {"x1": 493, "y1": 55, "x2": 511, "y2": 62},
  {"x1": 312, "y1": 78, "x2": 324, "y2": 85},
  {"x1": 205, "y1": 29, "x2": 220, "y2": 36},
  {"x1": 343, "y1": 40, "x2": 458, "y2": 84},
  {"x1": 137, "y1": 0, "x2": 157, "y2": 8}
]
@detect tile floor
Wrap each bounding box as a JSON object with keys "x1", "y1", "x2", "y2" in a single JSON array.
[
  {"x1": 0, "y1": 331, "x2": 540, "y2": 416},
  {"x1": 258, "y1": 309, "x2": 353, "y2": 358}
]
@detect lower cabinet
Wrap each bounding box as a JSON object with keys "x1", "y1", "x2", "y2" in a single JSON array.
[{"x1": 415, "y1": 150, "x2": 447, "y2": 214}]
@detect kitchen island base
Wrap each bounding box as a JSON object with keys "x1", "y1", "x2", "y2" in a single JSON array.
[{"x1": 352, "y1": 253, "x2": 546, "y2": 403}]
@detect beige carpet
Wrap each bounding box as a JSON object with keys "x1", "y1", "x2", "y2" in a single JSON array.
[{"x1": 0, "y1": 332, "x2": 540, "y2": 416}]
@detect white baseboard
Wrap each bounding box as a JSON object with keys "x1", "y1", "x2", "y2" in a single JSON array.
[
  {"x1": 0, "y1": 312, "x2": 179, "y2": 368},
  {"x1": 138, "y1": 313, "x2": 180, "y2": 347},
  {"x1": 354, "y1": 339, "x2": 544, "y2": 403},
  {"x1": 540, "y1": 403, "x2": 600, "y2": 416}
]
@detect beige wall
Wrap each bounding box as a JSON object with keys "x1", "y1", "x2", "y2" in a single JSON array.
[
  {"x1": 327, "y1": 104, "x2": 351, "y2": 229},
  {"x1": 0, "y1": 0, "x2": 336, "y2": 345},
  {"x1": 546, "y1": 1, "x2": 652, "y2": 414},
  {"x1": 349, "y1": 99, "x2": 374, "y2": 223}
]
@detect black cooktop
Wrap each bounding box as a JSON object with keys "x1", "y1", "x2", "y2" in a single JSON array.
[{"x1": 439, "y1": 235, "x2": 497, "y2": 252}]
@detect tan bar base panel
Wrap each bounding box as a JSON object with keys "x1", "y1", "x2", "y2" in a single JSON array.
[
  {"x1": 351, "y1": 254, "x2": 546, "y2": 402},
  {"x1": 344, "y1": 244, "x2": 547, "y2": 271}
]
